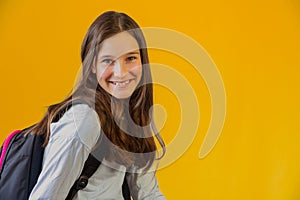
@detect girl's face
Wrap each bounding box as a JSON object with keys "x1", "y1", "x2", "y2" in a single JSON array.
[{"x1": 93, "y1": 31, "x2": 142, "y2": 99}]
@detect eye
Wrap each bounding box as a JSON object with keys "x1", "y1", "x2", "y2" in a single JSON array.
[
  {"x1": 102, "y1": 59, "x2": 113, "y2": 64},
  {"x1": 126, "y1": 56, "x2": 137, "y2": 62}
]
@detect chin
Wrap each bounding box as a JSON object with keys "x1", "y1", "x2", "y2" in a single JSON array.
[
  {"x1": 112, "y1": 95, "x2": 131, "y2": 100},
  {"x1": 111, "y1": 91, "x2": 133, "y2": 100}
]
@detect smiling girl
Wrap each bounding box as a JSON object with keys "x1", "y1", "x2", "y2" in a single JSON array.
[{"x1": 27, "y1": 11, "x2": 166, "y2": 200}]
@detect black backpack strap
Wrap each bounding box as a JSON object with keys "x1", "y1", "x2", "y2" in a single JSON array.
[
  {"x1": 122, "y1": 173, "x2": 131, "y2": 200},
  {"x1": 65, "y1": 154, "x2": 131, "y2": 200},
  {"x1": 65, "y1": 154, "x2": 100, "y2": 200},
  {"x1": 28, "y1": 133, "x2": 45, "y2": 198}
]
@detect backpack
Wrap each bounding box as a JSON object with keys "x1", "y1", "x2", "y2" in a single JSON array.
[{"x1": 0, "y1": 103, "x2": 131, "y2": 200}]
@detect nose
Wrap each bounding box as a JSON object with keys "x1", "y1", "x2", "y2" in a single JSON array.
[{"x1": 113, "y1": 60, "x2": 127, "y2": 77}]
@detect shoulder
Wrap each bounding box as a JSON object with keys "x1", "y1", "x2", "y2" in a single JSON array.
[
  {"x1": 50, "y1": 103, "x2": 101, "y2": 150},
  {"x1": 66, "y1": 103, "x2": 99, "y2": 125}
]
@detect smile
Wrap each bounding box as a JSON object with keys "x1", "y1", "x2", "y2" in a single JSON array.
[{"x1": 108, "y1": 79, "x2": 133, "y2": 87}]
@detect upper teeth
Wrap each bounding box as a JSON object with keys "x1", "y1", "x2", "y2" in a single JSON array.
[{"x1": 112, "y1": 80, "x2": 130, "y2": 86}]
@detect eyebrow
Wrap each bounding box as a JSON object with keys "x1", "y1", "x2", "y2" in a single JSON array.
[
  {"x1": 98, "y1": 55, "x2": 114, "y2": 59},
  {"x1": 125, "y1": 50, "x2": 140, "y2": 55},
  {"x1": 99, "y1": 50, "x2": 140, "y2": 60}
]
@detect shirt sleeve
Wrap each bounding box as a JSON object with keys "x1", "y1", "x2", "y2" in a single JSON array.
[
  {"x1": 127, "y1": 171, "x2": 166, "y2": 200},
  {"x1": 29, "y1": 104, "x2": 101, "y2": 200}
]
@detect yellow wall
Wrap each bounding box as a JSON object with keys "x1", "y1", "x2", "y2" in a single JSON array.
[{"x1": 1, "y1": 0, "x2": 300, "y2": 199}]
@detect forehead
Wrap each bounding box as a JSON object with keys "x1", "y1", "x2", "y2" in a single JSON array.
[{"x1": 98, "y1": 31, "x2": 139, "y2": 57}]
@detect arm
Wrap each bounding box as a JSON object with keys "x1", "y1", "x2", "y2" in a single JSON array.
[
  {"x1": 29, "y1": 104, "x2": 100, "y2": 200},
  {"x1": 127, "y1": 171, "x2": 166, "y2": 200}
]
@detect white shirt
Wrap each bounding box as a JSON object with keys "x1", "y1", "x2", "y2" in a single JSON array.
[{"x1": 29, "y1": 104, "x2": 165, "y2": 200}]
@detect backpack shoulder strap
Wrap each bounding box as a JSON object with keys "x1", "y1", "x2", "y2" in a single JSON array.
[
  {"x1": 65, "y1": 154, "x2": 100, "y2": 200},
  {"x1": 122, "y1": 173, "x2": 131, "y2": 200},
  {"x1": 65, "y1": 154, "x2": 131, "y2": 200},
  {"x1": 28, "y1": 132, "x2": 45, "y2": 194}
]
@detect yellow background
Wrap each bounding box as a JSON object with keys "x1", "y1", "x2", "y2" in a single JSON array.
[{"x1": 1, "y1": 0, "x2": 300, "y2": 199}]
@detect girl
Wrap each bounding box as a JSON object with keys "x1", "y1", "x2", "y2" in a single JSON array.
[{"x1": 27, "y1": 11, "x2": 166, "y2": 199}]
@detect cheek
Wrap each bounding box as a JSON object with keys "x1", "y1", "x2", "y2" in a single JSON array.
[
  {"x1": 96, "y1": 66, "x2": 113, "y2": 81},
  {"x1": 130, "y1": 63, "x2": 143, "y2": 78}
]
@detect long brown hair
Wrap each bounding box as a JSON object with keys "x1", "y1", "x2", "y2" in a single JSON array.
[{"x1": 26, "y1": 11, "x2": 165, "y2": 170}]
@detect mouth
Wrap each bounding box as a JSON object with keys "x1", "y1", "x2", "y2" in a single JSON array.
[{"x1": 108, "y1": 79, "x2": 134, "y2": 87}]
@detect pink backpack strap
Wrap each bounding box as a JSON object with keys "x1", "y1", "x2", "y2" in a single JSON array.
[{"x1": 0, "y1": 130, "x2": 22, "y2": 170}]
